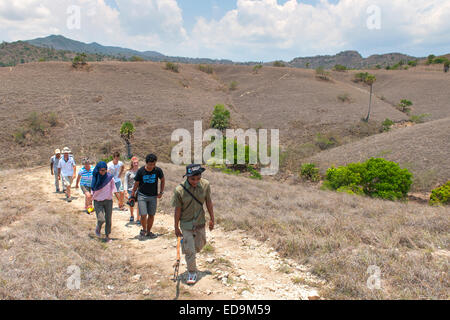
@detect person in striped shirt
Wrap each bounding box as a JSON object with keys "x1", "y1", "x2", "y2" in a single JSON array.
[{"x1": 76, "y1": 158, "x2": 94, "y2": 213}]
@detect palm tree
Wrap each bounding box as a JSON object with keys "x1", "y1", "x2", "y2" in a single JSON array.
[
  {"x1": 364, "y1": 74, "x2": 376, "y2": 122},
  {"x1": 120, "y1": 121, "x2": 135, "y2": 159}
]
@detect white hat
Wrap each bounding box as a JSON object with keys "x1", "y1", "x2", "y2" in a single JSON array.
[
  {"x1": 62, "y1": 147, "x2": 71, "y2": 154},
  {"x1": 54, "y1": 149, "x2": 61, "y2": 155}
]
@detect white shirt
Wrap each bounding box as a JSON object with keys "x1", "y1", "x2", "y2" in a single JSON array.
[
  {"x1": 58, "y1": 156, "x2": 76, "y2": 176},
  {"x1": 107, "y1": 161, "x2": 124, "y2": 182}
]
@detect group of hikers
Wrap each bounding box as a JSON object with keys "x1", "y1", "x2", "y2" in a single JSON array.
[{"x1": 50, "y1": 148, "x2": 215, "y2": 285}]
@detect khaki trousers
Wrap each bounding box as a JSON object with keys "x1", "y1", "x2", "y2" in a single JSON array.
[{"x1": 181, "y1": 227, "x2": 207, "y2": 273}]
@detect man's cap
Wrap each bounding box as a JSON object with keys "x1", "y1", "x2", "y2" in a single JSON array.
[
  {"x1": 184, "y1": 164, "x2": 206, "y2": 177},
  {"x1": 62, "y1": 147, "x2": 71, "y2": 154},
  {"x1": 54, "y1": 149, "x2": 61, "y2": 155},
  {"x1": 82, "y1": 157, "x2": 91, "y2": 164}
]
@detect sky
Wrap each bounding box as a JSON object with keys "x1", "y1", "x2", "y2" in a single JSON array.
[{"x1": 0, "y1": 0, "x2": 449, "y2": 62}]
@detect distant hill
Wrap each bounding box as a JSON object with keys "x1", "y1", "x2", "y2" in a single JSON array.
[
  {"x1": 0, "y1": 41, "x2": 107, "y2": 67},
  {"x1": 25, "y1": 35, "x2": 234, "y2": 65},
  {"x1": 288, "y1": 50, "x2": 421, "y2": 69}
]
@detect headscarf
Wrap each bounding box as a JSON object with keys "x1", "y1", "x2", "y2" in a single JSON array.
[{"x1": 91, "y1": 161, "x2": 113, "y2": 191}]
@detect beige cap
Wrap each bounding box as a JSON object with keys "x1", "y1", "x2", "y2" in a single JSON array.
[{"x1": 54, "y1": 149, "x2": 61, "y2": 155}]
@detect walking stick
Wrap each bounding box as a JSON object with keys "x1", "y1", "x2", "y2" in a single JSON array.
[{"x1": 172, "y1": 237, "x2": 182, "y2": 282}]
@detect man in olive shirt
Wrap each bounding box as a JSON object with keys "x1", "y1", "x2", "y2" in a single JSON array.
[{"x1": 172, "y1": 164, "x2": 215, "y2": 285}]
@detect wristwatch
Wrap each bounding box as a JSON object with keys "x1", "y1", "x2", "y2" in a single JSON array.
[{"x1": 159, "y1": 191, "x2": 165, "y2": 195}]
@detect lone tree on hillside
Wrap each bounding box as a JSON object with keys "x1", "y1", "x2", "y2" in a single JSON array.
[
  {"x1": 72, "y1": 53, "x2": 87, "y2": 68},
  {"x1": 363, "y1": 74, "x2": 376, "y2": 122},
  {"x1": 210, "y1": 104, "x2": 231, "y2": 131},
  {"x1": 120, "y1": 121, "x2": 135, "y2": 159}
]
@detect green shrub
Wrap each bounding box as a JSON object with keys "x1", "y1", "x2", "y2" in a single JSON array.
[
  {"x1": 229, "y1": 81, "x2": 238, "y2": 91},
  {"x1": 165, "y1": 62, "x2": 179, "y2": 73},
  {"x1": 325, "y1": 158, "x2": 413, "y2": 200},
  {"x1": 432, "y1": 57, "x2": 448, "y2": 64},
  {"x1": 273, "y1": 61, "x2": 285, "y2": 67},
  {"x1": 72, "y1": 53, "x2": 87, "y2": 67},
  {"x1": 410, "y1": 113, "x2": 430, "y2": 124},
  {"x1": 398, "y1": 99, "x2": 413, "y2": 114},
  {"x1": 27, "y1": 112, "x2": 46, "y2": 134},
  {"x1": 354, "y1": 72, "x2": 369, "y2": 82},
  {"x1": 48, "y1": 112, "x2": 58, "y2": 127},
  {"x1": 253, "y1": 64, "x2": 263, "y2": 74},
  {"x1": 129, "y1": 56, "x2": 144, "y2": 62},
  {"x1": 210, "y1": 104, "x2": 230, "y2": 130},
  {"x1": 300, "y1": 163, "x2": 320, "y2": 182},
  {"x1": 13, "y1": 128, "x2": 27, "y2": 144},
  {"x1": 315, "y1": 66, "x2": 330, "y2": 80},
  {"x1": 408, "y1": 60, "x2": 418, "y2": 67},
  {"x1": 248, "y1": 166, "x2": 262, "y2": 180},
  {"x1": 382, "y1": 118, "x2": 394, "y2": 131},
  {"x1": 427, "y1": 54, "x2": 435, "y2": 65},
  {"x1": 333, "y1": 64, "x2": 347, "y2": 72},
  {"x1": 315, "y1": 133, "x2": 338, "y2": 150},
  {"x1": 429, "y1": 181, "x2": 450, "y2": 206},
  {"x1": 198, "y1": 64, "x2": 213, "y2": 74}
]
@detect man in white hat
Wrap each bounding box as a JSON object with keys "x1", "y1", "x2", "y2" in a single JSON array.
[
  {"x1": 57, "y1": 147, "x2": 77, "y2": 202},
  {"x1": 50, "y1": 149, "x2": 62, "y2": 193}
]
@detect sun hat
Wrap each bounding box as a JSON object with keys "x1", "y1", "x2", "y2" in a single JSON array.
[
  {"x1": 54, "y1": 149, "x2": 61, "y2": 155},
  {"x1": 183, "y1": 164, "x2": 206, "y2": 178},
  {"x1": 62, "y1": 147, "x2": 71, "y2": 154}
]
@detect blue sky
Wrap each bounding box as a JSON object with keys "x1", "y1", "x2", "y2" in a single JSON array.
[{"x1": 1, "y1": 0, "x2": 449, "y2": 61}]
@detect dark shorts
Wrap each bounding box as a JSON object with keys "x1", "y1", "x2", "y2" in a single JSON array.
[{"x1": 137, "y1": 192, "x2": 157, "y2": 217}]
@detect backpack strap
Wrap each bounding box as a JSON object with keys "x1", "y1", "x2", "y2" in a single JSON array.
[{"x1": 180, "y1": 184, "x2": 204, "y2": 206}]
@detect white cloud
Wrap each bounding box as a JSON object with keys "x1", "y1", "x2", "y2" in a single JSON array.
[
  {"x1": 0, "y1": 0, "x2": 187, "y2": 53},
  {"x1": 188, "y1": 0, "x2": 450, "y2": 61},
  {"x1": 0, "y1": 0, "x2": 449, "y2": 60}
]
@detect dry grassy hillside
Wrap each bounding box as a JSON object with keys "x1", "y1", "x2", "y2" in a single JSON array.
[
  {"x1": 307, "y1": 117, "x2": 450, "y2": 191},
  {"x1": 1, "y1": 61, "x2": 409, "y2": 170}
]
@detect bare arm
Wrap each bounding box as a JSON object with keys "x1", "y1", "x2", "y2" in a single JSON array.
[
  {"x1": 158, "y1": 177, "x2": 166, "y2": 198},
  {"x1": 206, "y1": 199, "x2": 215, "y2": 231},
  {"x1": 75, "y1": 173, "x2": 81, "y2": 188},
  {"x1": 50, "y1": 162, "x2": 54, "y2": 175}
]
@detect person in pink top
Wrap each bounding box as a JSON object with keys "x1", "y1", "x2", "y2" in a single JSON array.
[{"x1": 91, "y1": 161, "x2": 117, "y2": 243}]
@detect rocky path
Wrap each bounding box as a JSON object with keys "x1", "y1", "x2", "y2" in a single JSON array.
[{"x1": 32, "y1": 167, "x2": 324, "y2": 300}]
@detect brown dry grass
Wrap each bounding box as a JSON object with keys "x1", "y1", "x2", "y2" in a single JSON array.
[
  {"x1": 157, "y1": 163, "x2": 449, "y2": 300},
  {"x1": 0, "y1": 168, "x2": 169, "y2": 300}
]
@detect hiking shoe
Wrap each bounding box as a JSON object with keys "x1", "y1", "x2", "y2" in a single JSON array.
[
  {"x1": 146, "y1": 232, "x2": 157, "y2": 239},
  {"x1": 186, "y1": 272, "x2": 197, "y2": 285},
  {"x1": 67, "y1": 198, "x2": 72, "y2": 203},
  {"x1": 139, "y1": 229, "x2": 146, "y2": 237},
  {"x1": 95, "y1": 227, "x2": 101, "y2": 237},
  {"x1": 130, "y1": 216, "x2": 134, "y2": 222},
  {"x1": 136, "y1": 220, "x2": 141, "y2": 225},
  {"x1": 105, "y1": 238, "x2": 112, "y2": 243}
]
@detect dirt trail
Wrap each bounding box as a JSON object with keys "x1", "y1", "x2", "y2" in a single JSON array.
[{"x1": 30, "y1": 166, "x2": 324, "y2": 300}]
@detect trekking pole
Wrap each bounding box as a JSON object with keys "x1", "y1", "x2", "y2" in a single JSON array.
[{"x1": 172, "y1": 237, "x2": 182, "y2": 282}]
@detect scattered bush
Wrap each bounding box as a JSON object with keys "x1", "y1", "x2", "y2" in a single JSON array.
[
  {"x1": 410, "y1": 113, "x2": 430, "y2": 124},
  {"x1": 315, "y1": 133, "x2": 339, "y2": 150},
  {"x1": 229, "y1": 81, "x2": 238, "y2": 91},
  {"x1": 300, "y1": 163, "x2": 320, "y2": 182},
  {"x1": 324, "y1": 158, "x2": 413, "y2": 200},
  {"x1": 408, "y1": 60, "x2": 418, "y2": 67},
  {"x1": 337, "y1": 93, "x2": 351, "y2": 103},
  {"x1": 315, "y1": 66, "x2": 330, "y2": 81},
  {"x1": 354, "y1": 72, "x2": 369, "y2": 83},
  {"x1": 165, "y1": 62, "x2": 179, "y2": 73},
  {"x1": 273, "y1": 61, "x2": 285, "y2": 67},
  {"x1": 382, "y1": 118, "x2": 394, "y2": 131},
  {"x1": 426, "y1": 54, "x2": 436, "y2": 65},
  {"x1": 248, "y1": 166, "x2": 262, "y2": 180},
  {"x1": 333, "y1": 64, "x2": 347, "y2": 72},
  {"x1": 210, "y1": 104, "x2": 231, "y2": 130},
  {"x1": 429, "y1": 181, "x2": 450, "y2": 206},
  {"x1": 47, "y1": 112, "x2": 59, "y2": 127},
  {"x1": 198, "y1": 64, "x2": 213, "y2": 74},
  {"x1": 253, "y1": 64, "x2": 263, "y2": 74},
  {"x1": 129, "y1": 56, "x2": 144, "y2": 62},
  {"x1": 432, "y1": 57, "x2": 448, "y2": 64},
  {"x1": 72, "y1": 53, "x2": 87, "y2": 68}
]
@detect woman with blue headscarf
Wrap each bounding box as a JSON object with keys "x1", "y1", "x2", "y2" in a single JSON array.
[{"x1": 91, "y1": 161, "x2": 117, "y2": 243}]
